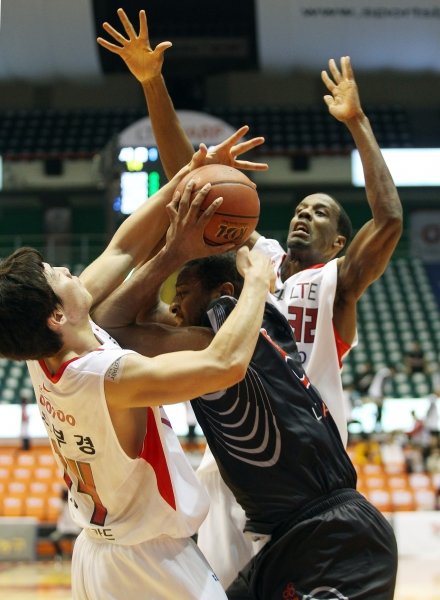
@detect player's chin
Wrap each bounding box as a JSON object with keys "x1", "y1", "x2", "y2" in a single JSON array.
[{"x1": 287, "y1": 235, "x2": 310, "y2": 249}]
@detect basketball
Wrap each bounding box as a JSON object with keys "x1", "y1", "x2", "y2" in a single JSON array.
[{"x1": 176, "y1": 164, "x2": 260, "y2": 246}]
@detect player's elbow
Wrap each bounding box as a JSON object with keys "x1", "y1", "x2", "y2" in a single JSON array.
[
  {"x1": 226, "y1": 360, "x2": 248, "y2": 384},
  {"x1": 387, "y1": 199, "x2": 403, "y2": 228},
  {"x1": 209, "y1": 353, "x2": 248, "y2": 388},
  {"x1": 377, "y1": 211, "x2": 403, "y2": 243},
  {"x1": 385, "y1": 213, "x2": 403, "y2": 242}
]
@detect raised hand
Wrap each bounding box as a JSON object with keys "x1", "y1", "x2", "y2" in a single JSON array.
[
  {"x1": 164, "y1": 180, "x2": 235, "y2": 261},
  {"x1": 236, "y1": 246, "x2": 275, "y2": 292},
  {"x1": 321, "y1": 56, "x2": 363, "y2": 123},
  {"x1": 97, "y1": 8, "x2": 171, "y2": 83},
  {"x1": 189, "y1": 125, "x2": 268, "y2": 172}
]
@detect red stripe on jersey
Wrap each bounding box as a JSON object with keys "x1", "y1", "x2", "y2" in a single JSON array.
[
  {"x1": 260, "y1": 328, "x2": 288, "y2": 359},
  {"x1": 39, "y1": 356, "x2": 82, "y2": 382},
  {"x1": 139, "y1": 408, "x2": 176, "y2": 510},
  {"x1": 278, "y1": 254, "x2": 325, "y2": 282},
  {"x1": 332, "y1": 323, "x2": 351, "y2": 368},
  {"x1": 38, "y1": 348, "x2": 104, "y2": 383}
]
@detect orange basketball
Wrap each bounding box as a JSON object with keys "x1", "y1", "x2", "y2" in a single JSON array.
[{"x1": 176, "y1": 164, "x2": 260, "y2": 246}]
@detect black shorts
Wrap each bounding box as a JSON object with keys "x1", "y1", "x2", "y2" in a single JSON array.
[{"x1": 227, "y1": 489, "x2": 398, "y2": 600}]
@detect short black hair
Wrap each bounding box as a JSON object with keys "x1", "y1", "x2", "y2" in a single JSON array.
[
  {"x1": 182, "y1": 252, "x2": 244, "y2": 298},
  {"x1": 331, "y1": 195, "x2": 353, "y2": 253}
]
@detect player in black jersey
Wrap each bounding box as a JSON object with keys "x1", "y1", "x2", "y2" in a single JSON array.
[
  {"x1": 96, "y1": 249, "x2": 398, "y2": 600},
  {"x1": 172, "y1": 255, "x2": 397, "y2": 600}
]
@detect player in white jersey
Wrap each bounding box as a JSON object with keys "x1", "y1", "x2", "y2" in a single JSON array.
[
  {"x1": 27, "y1": 324, "x2": 214, "y2": 598},
  {"x1": 253, "y1": 240, "x2": 350, "y2": 443},
  {"x1": 0, "y1": 145, "x2": 275, "y2": 599},
  {"x1": 96, "y1": 8, "x2": 403, "y2": 592}
]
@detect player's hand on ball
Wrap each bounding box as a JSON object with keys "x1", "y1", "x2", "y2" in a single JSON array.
[
  {"x1": 165, "y1": 180, "x2": 235, "y2": 262},
  {"x1": 175, "y1": 164, "x2": 260, "y2": 247}
]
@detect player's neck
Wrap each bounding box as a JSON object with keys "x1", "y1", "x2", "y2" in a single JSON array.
[
  {"x1": 281, "y1": 253, "x2": 324, "y2": 281},
  {"x1": 43, "y1": 322, "x2": 101, "y2": 374}
]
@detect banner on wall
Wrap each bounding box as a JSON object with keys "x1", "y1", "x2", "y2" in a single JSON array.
[
  {"x1": 118, "y1": 110, "x2": 235, "y2": 148},
  {"x1": 410, "y1": 210, "x2": 440, "y2": 262},
  {"x1": 256, "y1": 0, "x2": 440, "y2": 72}
]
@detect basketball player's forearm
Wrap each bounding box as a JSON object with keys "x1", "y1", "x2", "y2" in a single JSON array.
[
  {"x1": 141, "y1": 75, "x2": 195, "y2": 180},
  {"x1": 210, "y1": 275, "x2": 268, "y2": 373},
  {"x1": 345, "y1": 113, "x2": 402, "y2": 223},
  {"x1": 92, "y1": 246, "x2": 182, "y2": 329},
  {"x1": 84, "y1": 171, "x2": 190, "y2": 309}
]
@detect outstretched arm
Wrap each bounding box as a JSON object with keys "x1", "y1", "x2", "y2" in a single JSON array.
[
  {"x1": 321, "y1": 57, "x2": 403, "y2": 339},
  {"x1": 97, "y1": 8, "x2": 268, "y2": 179}
]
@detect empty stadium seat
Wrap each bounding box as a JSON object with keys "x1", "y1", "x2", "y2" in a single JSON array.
[
  {"x1": 390, "y1": 488, "x2": 416, "y2": 511},
  {"x1": 0, "y1": 105, "x2": 415, "y2": 159}
]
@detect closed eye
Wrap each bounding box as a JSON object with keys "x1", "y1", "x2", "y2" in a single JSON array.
[{"x1": 174, "y1": 287, "x2": 189, "y2": 300}]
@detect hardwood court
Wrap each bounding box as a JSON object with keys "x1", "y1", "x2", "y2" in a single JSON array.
[{"x1": 0, "y1": 556, "x2": 439, "y2": 599}]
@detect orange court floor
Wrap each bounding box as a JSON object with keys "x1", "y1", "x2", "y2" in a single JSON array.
[{"x1": 0, "y1": 556, "x2": 438, "y2": 600}]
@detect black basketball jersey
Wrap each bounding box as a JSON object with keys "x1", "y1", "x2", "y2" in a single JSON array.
[{"x1": 191, "y1": 297, "x2": 357, "y2": 535}]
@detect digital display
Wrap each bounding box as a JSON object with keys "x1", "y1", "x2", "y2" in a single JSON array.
[{"x1": 114, "y1": 146, "x2": 164, "y2": 215}]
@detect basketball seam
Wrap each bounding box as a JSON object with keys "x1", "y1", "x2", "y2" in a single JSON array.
[
  {"x1": 192, "y1": 181, "x2": 256, "y2": 192},
  {"x1": 199, "y1": 210, "x2": 259, "y2": 218}
]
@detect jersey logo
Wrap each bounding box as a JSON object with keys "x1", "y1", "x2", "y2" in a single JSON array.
[{"x1": 303, "y1": 587, "x2": 348, "y2": 599}]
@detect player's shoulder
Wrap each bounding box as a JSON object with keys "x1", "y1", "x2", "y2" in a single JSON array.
[{"x1": 202, "y1": 295, "x2": 238, "y2": 332}]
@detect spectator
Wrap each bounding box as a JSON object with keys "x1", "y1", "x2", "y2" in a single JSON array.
[
  {"x1": 351, "y1": 432, "x2": 383, "y2": 467},
  {"x1": 353, "y1": 361, "x2": 375, "y2": 400},
  {"x1": 403, "y1": 441, "x2": 425, "y2": 474},
  {"x1": 367, "y1": 364, "x2": 396, "y2": 430},
  {"x1": 19, "y1": 390, "x2": 32, "y2": 451},
  {"x1": 425, "y1": 392, "x2": 439, "y2": 437},
  {"x1": 404, "y1": 341, "x2": 428, "y2": 376},
  {"x1": 426, "y1": 446, "x2": 440, "y2": 475},
  {"x1": 430, "y1": 361, "x2": 440, "y2": 394},
  {"x1": 380, "y1": 432, "x2": 406, "y2": 472},
  {"x1": 49, "y1": 488, "x2": 81, "y2": 560},
  {"x1": 406, "y1": 406, "x2": 434, "y2": 471}
]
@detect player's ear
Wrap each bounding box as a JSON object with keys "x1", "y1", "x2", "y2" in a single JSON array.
[
  {"x1": 218, "y1": 282, "x2": 235, "y2": 297},
  {"x1": 47, "y1": 306, "x2": 66, "y2": 332},
  {"x1": 332, "y1": 234, "x2": 346, "y2": 252}
]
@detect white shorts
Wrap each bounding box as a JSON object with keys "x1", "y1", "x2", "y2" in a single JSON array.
[
  {"x1": 197, "y1": 450, "x2": 266, "y2": 589},
  {"x1": 72, "y1": 530, "x2": 227, "y2": 600}
]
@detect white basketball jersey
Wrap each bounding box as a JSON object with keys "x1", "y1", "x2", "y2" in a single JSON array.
[
  {"x1": 27, "y1": 322, "x2": 209, "y2": 545},
  {"x1": 255, "y1": 236, "x2": 355, "y2": 447}
]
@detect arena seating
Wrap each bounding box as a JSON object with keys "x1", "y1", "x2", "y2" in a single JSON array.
[
  {"x1": 0, "y1": 105, "x2": 415, "y2": 160},
  {"x1": 351, "y1": 450, "x2": 440, "y2": 513},
  {"x1": 342, "y1": 257, "x2": 440, "y2": 397},
  {"x1": 205, "y1": 104, "x2": 414, "y2": 155},
  {"x1": 0, "y1": 446, "x2": 63, "y2": 522}
]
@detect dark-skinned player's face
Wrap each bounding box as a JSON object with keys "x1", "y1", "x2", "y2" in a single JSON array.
[
  {"x1": 169, "y1": 267, "x2": 219, "y2": 327},
  {"x1": 286, "y1": 193, "x2": 343, "y2": 260}
]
